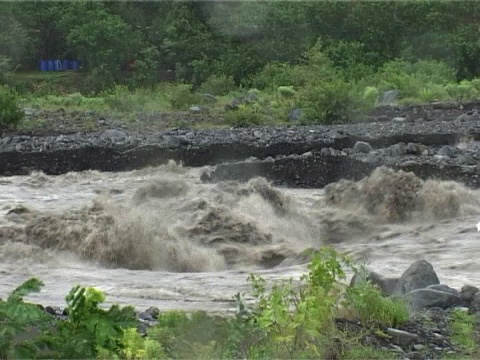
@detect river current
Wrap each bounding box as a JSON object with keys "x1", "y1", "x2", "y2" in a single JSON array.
[{"x1": 0, "y1": 161, "x2": 479, "y2": 313}]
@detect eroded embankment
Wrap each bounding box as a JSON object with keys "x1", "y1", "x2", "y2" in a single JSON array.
[{"x1": 2, "y1": 102, "x2": 480, "y2": 187}]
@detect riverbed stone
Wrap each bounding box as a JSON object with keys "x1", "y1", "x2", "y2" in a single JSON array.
[
  {"x1": 468, "y1": 292, "x2": 480, "y2": 314},
  {"x1": 405, "y1": 288, "x2": 463, "y2": 311},
  {"x1": 460, "y1": 285, "x2": 479, "y2": 306},
  {"x1": 353, "y1": 141, "x2": 373, "y2": 154},
  {"x1": 101, "y1": 129, "x2": 126, "y2": 140},
  {"x1": 386, "y1": 328, "x2": 418, "y2": 346},
  {"x1": 438, "y1": 145, "x2": 455, "y2": 158},
  {"x1": 389, "y1": 142, "x2": 407, "y2": 156}
]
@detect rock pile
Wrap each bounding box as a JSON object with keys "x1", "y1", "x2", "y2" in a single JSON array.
[{"x1": 349, "y1": 260, "x2": 480, "y2": 359}]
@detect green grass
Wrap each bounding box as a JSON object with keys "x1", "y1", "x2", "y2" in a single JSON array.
[{"x1": 450, "y1": 309, "x2": 478, "y2": 355}]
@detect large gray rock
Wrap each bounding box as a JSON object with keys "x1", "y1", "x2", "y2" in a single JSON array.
[
  {"x1": 394, "y1": 260, "x2": 440, "y2": 295},
  {"x1": 352, "y1": 141, "x2": 373, "y2": 154},
  {"x1": 405, "y1": 288, "x2": 463, "y2": 311}
]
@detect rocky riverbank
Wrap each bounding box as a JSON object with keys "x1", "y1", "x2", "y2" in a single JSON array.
[{"x1": 2, "y1": 102, "x2": 480, "y2": 188}]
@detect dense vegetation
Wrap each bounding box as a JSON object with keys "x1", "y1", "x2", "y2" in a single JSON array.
[
  {"x1": 1, "y1": 248, "x2": 478, "y2": 359},
  {"x1": 2, "y1": 1, "x2": 480, "y2": 129}
]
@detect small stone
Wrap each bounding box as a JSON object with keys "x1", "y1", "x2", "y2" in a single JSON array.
[
  {"x1": 189, "y1": 106, "x2": 202, "y2": 113},
  {"x1": 100, "y1": 129, "x2": 126, "y2": 140},
  {"x1": 138, "y1": 311, "x2": 155, "y2": 321},
  {"x1": 438, "y1": 145, "x2": 455, "y2": 158},
  {"x1": 202, "y1": 93, "x2": 217, "y2": 103},
  {"x1": 387, "y1": 328, "x2": 419, "y2": 346},
  {"x1": 353, "y1": 141, "x2": 373, "y2": 154},
  {"x1": 389, "y1": 344, "x2": 405, "y2": 353},
  {"x1": 389, "y1": 142, "x2": 407, "y2": 156},
  {"x1": 413, "y1": 344, "x2": 424, "y2": 351},
  {"x1": 44, "y1": 306, "x2": 56, "y2": 316},
  {"x1": 145, "y1": 306, "x2": 160, "y2": 319},
  {"x1": 320, "y1": 148, "x2": 331, "y2": 156},
  {"x1": 392, "y1": 117, "x2": 406, "y2": 123},
  {"x1": 461, "y1": 285, "x2": 479, "y2": 306},
  {"x1": 253, "y1": 130, "x2": 262, "y2": 138}
]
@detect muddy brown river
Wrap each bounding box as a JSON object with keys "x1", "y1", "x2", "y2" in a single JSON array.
[{"x1": 1, "y1": 161, "x2": 479, "y2": 313}]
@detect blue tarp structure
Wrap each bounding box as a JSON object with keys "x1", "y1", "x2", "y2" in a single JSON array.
[{"x1": 39, "y1": 59, "x2": 79, "y2": 71}]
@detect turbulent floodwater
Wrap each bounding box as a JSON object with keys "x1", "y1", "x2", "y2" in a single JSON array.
[{"x1": 1, "y1": 161, "x2": 480, "y2": 313}]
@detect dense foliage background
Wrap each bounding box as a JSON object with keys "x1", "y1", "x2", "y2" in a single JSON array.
[
  {"x1": 2, "y1": 1, "x2": 480, "y2": 85},
  {"x1": 3, "y1": 1, "x2": 480, "y2": 128}
]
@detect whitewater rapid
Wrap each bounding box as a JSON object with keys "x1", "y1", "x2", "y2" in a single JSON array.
[{"x1": 1, "y1": 161, "x2": 479, "y2": 312}]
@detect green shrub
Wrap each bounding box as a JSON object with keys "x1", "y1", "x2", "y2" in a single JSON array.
[
  {"x1": 445, "y1": 80, "x2": 479, "y2": 101},
  {"x1": 244, "y1": 248, "x2": 353, "y2": 358},
  {"x1": 104, "y1": 85, "x2": 148, "y2": 112},
  {"x1": 0, "y1": 278, "x2": 50, "y2": 359},
  {"x1": 165, "y1": 83, "x2": 201, "y2": 110},
  {"x1": 363, "y1": 86, "x2": 379, "y2": 107},
  {"x1": 297, "y1": 77, "x2": 360, "y2": 124},
  {"x1": 199, "y1": 74, "x2": 236, "y2": 96},
  {"x1": 86, "y1": 64, "x2": 117, "y2": 94},
  {"x1": 450, "y1": 309, "x2": 477, "y2": 354},
  {"x1": 41, "y1": 285, "x2": 137, "y2": 359},
  {"x1": 0, "y1": 56, "x2": 12, "y2": 85},
  {"x1": 251, "y1": 62, "x2": 309, "y2": 90},
  {"x1": 277, "y1": 85, "x2": 296, "y2": 99},
  {"x1": 0, "y1": 85, "x2": 24, "y2": 130},
  {"x1": 224, "y1": 105, "x2": 272, "y2": 127},
  {"x1": 345, "y1": 278, "x2": 409, "y2": 327}
]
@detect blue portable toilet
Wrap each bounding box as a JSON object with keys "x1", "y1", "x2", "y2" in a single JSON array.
[
  {"x1": 40, "y1": 60, "x2": 48, "y2": 72},
  {"x1": 54, "y1": 60, "x2": 62, "y2": 71},
  {"x1": 47, "y1": 60, "x2": 54, "y2": 71},
  {"x1": 62, "y1": 60, "x2": 70, "y2": 71},
  {"x1": 71, "y1": 60, "x2": 79, "y2": 71}
]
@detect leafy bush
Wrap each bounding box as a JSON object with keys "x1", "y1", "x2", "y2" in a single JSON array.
[
  {"x1": 277, "y1": 85, "x2": 296, "y2": 99},
  {"x1": 199, "y1": 74, "x2": 236, "y2": 96},
  {"x1": 445, "y1": 80, "x2": 480, "y2": 101},
  {"x1": 251, "y1": 62, "x2": 309, "y2": 90},
  {"x1": 297, "y1": 77, "x2": 361, "y2": 124},
  {"x1": 450, "y1": 309, "x2": 477, "y2": 354},
  {"x1": 41, "y1": 285, "x2": 137, "y2": 358},
  {"x1": 86, "y1": 64, "x2": 117, "y2": 94},
  {"x1": 104, "y1": 85, "x2": 149, "y2": 112},
  {"x1": 375, "y1": 59, "x2": 457, "y2": 100},
  {"x1": 0, "y1": 55, "x2": 12, "y2": 85},
  {"x1": 0, "y1": 278, "x2": 50, "y2": 359},
  {"x1": 165, "y1": 83, "x2": 201, "y2": 110},
  {"x1": 363, "y1": 86, "x2": 380, "y2": 107},
  {"x1": 224, "y1": 105, "x2": 272, "y2": 127},
  {"x1": 244, "y1": 248, "x2": 352, "y2": 358},
  {"x1": 345, "y1": 277, "x2": 409, "y2": 327},
  {"x1": 0, "y1": 85, "x2": 24, "y2": 130}
]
